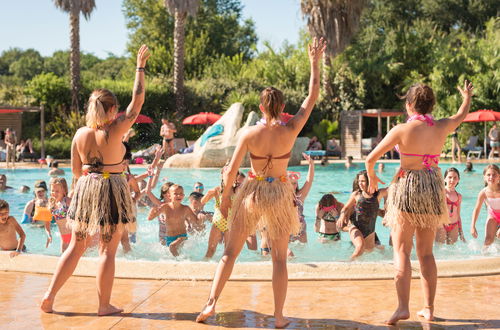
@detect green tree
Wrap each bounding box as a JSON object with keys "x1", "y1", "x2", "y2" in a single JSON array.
[
  {"x1": 25, "y1": 72, "x2": 70, "y2": 120},
  {"x1": 301, "y1": 0, "x2": 366, "y2": 97},
  {"x1": 9, "y1": 49, "x2": 44, "y2": 81},
  {"x1": 53, "y1": 0, "x2": 96, "y2": 112},
  {"x1": 164, "y1": 0, "x2": 200, "y2": 117},
  {"x1": 123, "y1": 0, "x2": 257, "y2": 79},
  {"x1": 43, "y1": 51, "x2": 70, "y2": 77},
  {"x1": 0, "y1": 48, "x2": 25, "y2": 76}
]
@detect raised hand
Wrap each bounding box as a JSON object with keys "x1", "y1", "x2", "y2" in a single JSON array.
[
  {"x1": 137, "y1": 44, "x2": 151, "y2": 68},
  {"x1": 308, "y1": 37, "x2": 327, "y2": 63},
  {"x1": 457, "y1": 80, "x2": 474, "y2": 99},
  {"x1": 302, "y1": 152, "x2": 313, "y2": 164}
]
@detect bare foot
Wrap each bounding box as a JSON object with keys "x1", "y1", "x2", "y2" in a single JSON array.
[
  {"x1": 385, "y1": 308, "x2": 410, "y2": 325},
  {"x1": 196, "y1": 303, "x2": 215, "y2": 323},
  {"x1": 97, "y1": 304, "x2": 123, "y2": 316},
  {"x1": 275, "y1": 316, "x2": 290, "y2": 328},
  {"x1": 417, "y1": 306, "x2": 434, "y2": 321},
  {"x1": 40, "y1": 295, "x2": 54, "y2": 313}
]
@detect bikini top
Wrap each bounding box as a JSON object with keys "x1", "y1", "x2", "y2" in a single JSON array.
[
  {"x1": 321, "y1": 205, "x2": 339, "y2": 222},
  {"x1": 51, "y1": 199, "x2": 69, "y2": 221},
  {"x1": 396, "y1": 114, "x2": 439, "y2": 171},
  {"x1": 249, "y1": 151, "x2": 291, "y2": 173},
  {"x1": 446, "y1": 193, "x2": 461, "y2": 217},
  {"x1": 83, "y1": 141, "x2": 127, "y2": 170}
]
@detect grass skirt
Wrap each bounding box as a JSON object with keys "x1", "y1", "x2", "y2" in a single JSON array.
[
  {"x1": 229, "y1": 178, "x2": 300, "y2": 240},
  {"x1": 385, "y1": 168, "x2": 449, "y2": 229},
  {"x1": 68, "y1": 173, "x2": 136, "y2": 242}
]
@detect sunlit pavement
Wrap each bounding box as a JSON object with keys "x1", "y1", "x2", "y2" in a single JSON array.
[{"x1": 1, "y1": 271, "x2": 498, "y2": 329}]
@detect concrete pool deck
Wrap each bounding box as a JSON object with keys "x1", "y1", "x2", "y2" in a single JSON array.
[
  {"x1": 1, "y1": 253, "x2": 500, "y2": 280},
  {"x1": 1, "y1": 271, "x2": 499, "y2": 329}
]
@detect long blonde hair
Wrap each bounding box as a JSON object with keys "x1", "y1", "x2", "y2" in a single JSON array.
[{"x1": 86, "y1": 88, "x2": 118, "y2": 129}]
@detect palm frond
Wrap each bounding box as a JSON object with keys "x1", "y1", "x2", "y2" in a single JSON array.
[
  {"x1": 164, "y1": 0, "x2": 199, "y2": 17},
  {"x1": 301, "y1": 0, "x2": 366, "y2": 57}
]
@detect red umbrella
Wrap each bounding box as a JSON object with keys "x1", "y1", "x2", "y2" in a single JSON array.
[
  {"x1": 463, "y1": 109, "x2": 500, "y2": 157},
  {"x1": 116, "y1": 112, "x2": 153, "y2": 124},
  {"x1": 182, "y1": 112, "x2": 221, "y2": 125}
]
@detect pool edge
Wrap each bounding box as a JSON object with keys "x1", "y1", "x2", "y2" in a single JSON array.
[{"x1": 1, "y1": 253, "x2": 499, "y2": 281}]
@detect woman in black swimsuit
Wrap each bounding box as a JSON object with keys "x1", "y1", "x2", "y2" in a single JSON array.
[{"x1": 338, "y1": 170, "x2": 388, "y2": 259}]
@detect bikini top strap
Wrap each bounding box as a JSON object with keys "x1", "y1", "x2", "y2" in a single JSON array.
[{"x1": 249, "y1": 151, "x2": 291, "y2": 173}]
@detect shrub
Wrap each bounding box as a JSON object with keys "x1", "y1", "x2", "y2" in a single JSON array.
[{"x1": 32, "y1": 137, "x2": 72, "y2": 159}]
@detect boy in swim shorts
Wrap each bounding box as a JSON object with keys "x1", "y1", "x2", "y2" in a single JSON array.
[
  {"x1": 0, "y1": 199, "x2": 26, "y2": 257},
  {"x1": 147, "y1": 185, "x2": 198, "y2": 256}
]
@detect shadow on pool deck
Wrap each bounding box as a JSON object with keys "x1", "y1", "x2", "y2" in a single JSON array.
[{"x1": 1, "y1": 271, "x2": 499, "y2": 329}]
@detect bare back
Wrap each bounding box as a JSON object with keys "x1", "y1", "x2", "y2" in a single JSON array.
[
  {"x1": 73, "y1": 126, "x2": 127, "y2": 175},
  {"x1": 246, "y1": 124, "x2": 299, "y2": 177},
  {"x1": 397, "y1": 120, "x2": 451, "y2": 170}
]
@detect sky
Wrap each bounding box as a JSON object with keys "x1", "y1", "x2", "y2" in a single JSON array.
[{"x1": 0, "y1": 0, "x2": 305, "y2": 59}]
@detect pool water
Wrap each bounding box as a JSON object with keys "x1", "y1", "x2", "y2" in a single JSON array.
[{"x1": 0, "y1": 163, "x2": 498, "y2": 262}]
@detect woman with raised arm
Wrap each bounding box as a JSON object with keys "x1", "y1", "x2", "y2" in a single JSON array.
[
  {"x1": 40, "y1": 45, "x2": 150, "y2": 316},
  {"x1": 365, "y1": 81, "x2": 473, "y2": 325},
  {"x1": 196, "y1": 38, "x2": 326, "y2": 328}
]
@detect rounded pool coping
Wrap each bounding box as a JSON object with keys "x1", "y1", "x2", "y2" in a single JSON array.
[{"x1": 1, "y1": 252, "x2": 499, "y2": 281}]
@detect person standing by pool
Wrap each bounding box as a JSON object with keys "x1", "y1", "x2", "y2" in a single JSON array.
[
  {"x1": 337, "y1": 170, "x2": 388, "y2": 259},
  {"x1": 488, "y1": 123, "x2": 499, "y2": 159},
  {"x1": 450, "y1": 128, "x2": 462, "y2": 163},
  {"x1": 470, "y1": 164, "x2": 500, "y2": 248},
  {"x1": 4, "y1": 128, "x2": 16, "y2": 169},
  {"x1": 40, "y1": 45, "x2": 150, "y2": 316},
  {"x1": 435, "y1": 168, "x2": 466, "y2": 244},
  {"x1": 365, "y1": 80, "x2": 474, "y2": 324},
  {"x1": 196, "y1": 37, "x2": 326, "y2": 328}
]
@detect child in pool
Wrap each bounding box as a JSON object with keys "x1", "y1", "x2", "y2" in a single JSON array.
[
  {"x1": 202, "y1": 170, "x2": 248, "y2": 259},
  {"x1": 315, "y1": 193, "x2": 344, "y2": 242},
  {"x1": 0, "y1": 199, "x2": 26, "y2": 257},
  {"x1": 147, "y1": 184, "x2": 198, "y2": 256},
  {"x1": 435, "y1": 168, "x2": 466, "y2": 244},
  {"x1": 46, "y1": 178, "x2": 72, "y2": 253},
  {"x1": 22, "y1": 180, "x2": 48, "y2": 225},
  {"x1": 471, "y1": 164, "x2": 500, "y2": 248},
  {"x1": 338, "y1": 170, "x2": 388, "y2": 259},
  {"x1": 189, "y1": 192, "x2": 212, "y2": 224}
]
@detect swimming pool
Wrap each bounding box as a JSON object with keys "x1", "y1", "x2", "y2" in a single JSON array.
[{"x1": 0, "y1": 163, "x2": 498, "y2": 262}]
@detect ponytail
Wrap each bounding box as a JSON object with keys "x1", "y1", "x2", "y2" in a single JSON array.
[
  {"x1": 260, "y1": 87, "x2": 284, "y2": 122},
  {"x1": 86, "y1": 89, "x2": 117, "y2": 129}
]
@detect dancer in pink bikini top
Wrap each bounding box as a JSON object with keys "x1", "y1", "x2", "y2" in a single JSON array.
[{"x1": 365, "y1": 80, "x2": 474, "y2": 325}]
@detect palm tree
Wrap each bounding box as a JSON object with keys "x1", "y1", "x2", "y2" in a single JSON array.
[
  {"x1": 301, "y1": 0, "x2": 366, "y2": 96},
  {"x1": 164, "y1": 0, "x2": 199, "y2": 118},
  {"x1": 53, "y1": 0, "x2": 96, "y2": 113}
]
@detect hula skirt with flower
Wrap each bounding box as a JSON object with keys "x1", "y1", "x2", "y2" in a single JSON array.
[
  {"x1": 229, "y1": 173, "x2": 300, "y2": 239},
  {"x1": 68, "y1": 172, "x2": 136, "y2": 242},
  {"x1": 384, "y1": 167, "x2": 449, "y2": 229}
]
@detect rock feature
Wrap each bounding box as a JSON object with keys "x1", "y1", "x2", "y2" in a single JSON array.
[{"x1": 165, "y1": 103, "x2": 308, "y2": 168}]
